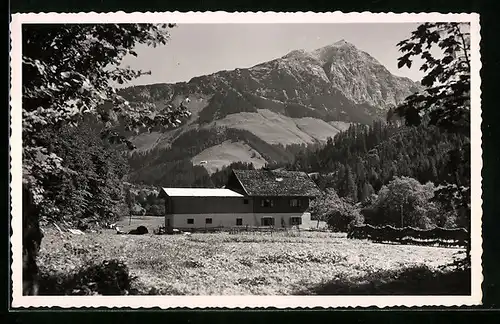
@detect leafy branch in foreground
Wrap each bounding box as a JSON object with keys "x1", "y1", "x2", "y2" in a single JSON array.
[
  {"x1": 395, "y1": 22, "x2": 471, "y2": 136},
  {"x1": 22, "y1": 24, "x2": 191, "y2": 204}
]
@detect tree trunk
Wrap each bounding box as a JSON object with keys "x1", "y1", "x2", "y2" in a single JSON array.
[{"x1": 23, "y1": 183, "x2": 43, "y2": 295}]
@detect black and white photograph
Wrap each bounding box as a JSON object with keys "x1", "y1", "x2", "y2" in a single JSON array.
[{"x1": 10, "y1": 12, "x2": 482, "y2": 308}]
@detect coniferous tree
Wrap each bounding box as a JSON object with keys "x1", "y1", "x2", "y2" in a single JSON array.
[{"x1": 343, "y1": 166, "x2": 358, "y2": 202}]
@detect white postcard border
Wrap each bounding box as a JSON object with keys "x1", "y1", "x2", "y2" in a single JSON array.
[{"x1": 10, "y1": 11, "x2": 482, "y2": 308}]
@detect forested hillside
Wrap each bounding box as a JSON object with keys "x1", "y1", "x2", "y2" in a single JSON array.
[
  {"x1": 266, "y1": 120, "x2": 471, "y2": 231},
  {"x1": 272, "y1": 121, "x2": 469, "y2": 203},
  {"x1": 127, "y1": 126, "x2": 320, "y2": 186}
]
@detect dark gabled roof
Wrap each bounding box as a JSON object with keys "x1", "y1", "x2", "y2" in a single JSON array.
[{"x1": 231, "y1": 169, "x2": 322, "y2": 197}]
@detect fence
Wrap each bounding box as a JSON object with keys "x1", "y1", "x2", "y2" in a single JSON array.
[
  {"x1": 226, "y1": 225, "x2": 301, "y2": 235},
  {"x1": 154, "y1": 224, "x2": 301, "y2": 235},
  {"x1": 347, "y1": 224, "x2": 469, "y2": 247}
]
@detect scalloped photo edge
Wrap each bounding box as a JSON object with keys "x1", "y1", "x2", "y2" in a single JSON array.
[{"x1": 9, "y1": 11, "x2": 482, "y2": 309}]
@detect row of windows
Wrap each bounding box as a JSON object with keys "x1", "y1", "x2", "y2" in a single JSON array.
[
  {"x1": 259, "y1": 198, "x2": 302, "y2": 207},
  {"x1": 186, "y1": 218, "x2": 237, "y2": 225},
  {"x1": 187, "y1": 218, "x2": 214, "y2": 225},
  {"x1": 184, "y1": 217, "x2": 302, "y2": 226}
]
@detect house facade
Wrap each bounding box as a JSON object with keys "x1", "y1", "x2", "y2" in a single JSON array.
[{"x1": 159, "y1": 169, "x2": 321, "y2": 232}]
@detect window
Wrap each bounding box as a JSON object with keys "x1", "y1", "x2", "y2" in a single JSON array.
[
  {"x1": 289, "y1": 199, "x2": 302, "y2": 207},
  {"x1": 236, "y1": 218, "x2": 243, "y2": 226},
  {"x1": 260, "y1": 199, "x2": 274, "y2": 208},
  {"x1": 243, "y1": 199, "x2": 249, "y2": 204},
  {"x1": 290, "y1": 217, "x2": 302, "y2": 226},
  {"x1": 205, "y1": 218, "x2": 212, "y2": 224},
  {"x1": 261, "y1": 217, "x2": 275, "y2": 226},
  {"x1": 187, "y1": 218, "x2": 194, "y2": 225}
]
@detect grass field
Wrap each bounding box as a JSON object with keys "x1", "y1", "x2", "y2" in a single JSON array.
[{"x1": 38, "y1": 216, "x2": 469, "y2": 296}]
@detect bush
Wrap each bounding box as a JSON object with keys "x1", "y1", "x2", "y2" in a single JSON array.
[
  {"x1": 326, "y1": 209, "x2": 363, "y2": 233},
  {"x1": 309, "y1": 188, "x2": 363, "y2": 232},
  {"x1": 366, "y1": 176, "x2": 441, "y2": 229}
]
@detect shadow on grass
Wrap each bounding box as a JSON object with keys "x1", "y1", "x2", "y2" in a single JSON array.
[
  {"x1": 38, "y1": 259, "x2": 139, "y2": 295},
  {"x1": 295, "y1": 265, "x2": 471, "y2": 295}
]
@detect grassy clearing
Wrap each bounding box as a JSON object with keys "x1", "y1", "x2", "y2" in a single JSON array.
[
  {"x1": 38, "y1": 224, "x2": 468, "y2": 295},
  {"x1": 191, "y1": 140, "x2": 267, "y2": 174}
]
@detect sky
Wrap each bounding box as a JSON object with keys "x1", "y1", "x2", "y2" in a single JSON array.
[{"x1": 119, "y1": 23, "x2": 425, "y2": 87}]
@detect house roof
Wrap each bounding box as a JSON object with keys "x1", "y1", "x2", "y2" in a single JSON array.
[
  {"x1": 160, "y1": 188, "x2": 244, "y2": 198},
  {"x1": 231, "y1": 169, "x2": 322, "y2": 197}
]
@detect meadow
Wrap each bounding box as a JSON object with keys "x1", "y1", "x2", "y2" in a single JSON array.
[{"x1": 37, "y1": 216, "x2": 469, "y2": 296}]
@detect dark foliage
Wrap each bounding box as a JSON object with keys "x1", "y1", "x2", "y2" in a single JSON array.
[
  {"x1": 23, "y1": 24, "x2": 190, "y2": 196},
  {"x1": 308, "y1": 188, "x2": 362, "y2": 232},
  {"x1": 39, "y1": 259, "x2": 137, "y2": 295},
  {"x1": 129, "y1": 188, "x2": 165, "y2": 216},
  {"x1": 197, "y1": 90, "x2": 258, "y2": 124},
  {"x1": 35, "y1": 120, "x2": 129, "y2": 226},
  {"x1": 393, "y1": 22, "x2": 471, "y2": 255},
  {"x1": 129, "y1": 158, "x2": 213, "y2": 188}
]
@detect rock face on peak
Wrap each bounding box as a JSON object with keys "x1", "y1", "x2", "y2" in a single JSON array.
[
  {"x1": 119, "y1": 40, "x2": 422, "y2": 172},
  {"x1": 271, "y1": 40, "x2": 421, "y2": 109},
  {"x1": 311, "y1": 41, "x2": 421, "y2": 108}
]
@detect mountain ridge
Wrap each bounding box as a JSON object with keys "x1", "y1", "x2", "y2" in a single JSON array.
[
  {"x1": 120, "y1": 40, "x2": 423, "y2": 176},
  {"x1": 120, "y1": 40, "x2": 421, "y2": 117}
]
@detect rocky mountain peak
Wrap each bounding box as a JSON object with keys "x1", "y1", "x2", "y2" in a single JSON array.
[
  {"x1": 121, "y1": 39, "x2": 422, "y2": 131},
  {"x1": 332, "y1": 39, "x2": 354, "y2": 47},
  {"x1": 271, "y1": 40, "x2": 422, "y2": 109},
  {"x1": 312, "y1": 40, "x2": 373, "y2": 64}
]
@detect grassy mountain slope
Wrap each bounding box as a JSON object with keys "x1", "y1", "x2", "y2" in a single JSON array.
[
  {"x1": 207, "y1": 109, "x2": 343, "y2": 145},
  {"x1": 191, "y1": 140, "x2": 267, "y2": 174}
]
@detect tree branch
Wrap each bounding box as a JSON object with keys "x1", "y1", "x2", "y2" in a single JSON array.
[{"x1": 455, "y1": 24, "x2": 471, "y2": 72}]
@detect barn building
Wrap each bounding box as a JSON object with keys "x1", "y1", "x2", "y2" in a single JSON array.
[{"x1": 159, "y1": 169, "x2": 321, "y2": 232}]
